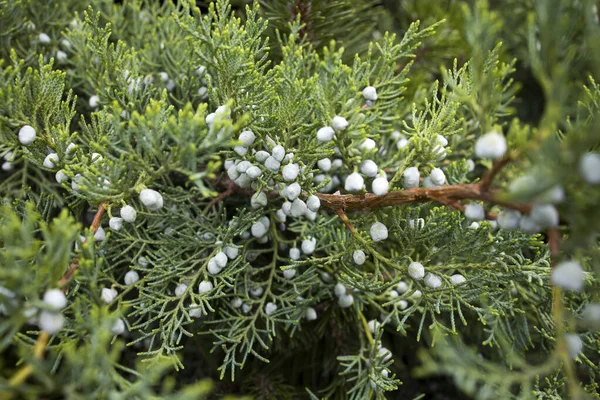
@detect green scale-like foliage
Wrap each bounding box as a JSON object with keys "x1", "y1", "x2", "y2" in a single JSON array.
[{"x1": 0, "y1": 0, "x2": 599, "y2": 399}]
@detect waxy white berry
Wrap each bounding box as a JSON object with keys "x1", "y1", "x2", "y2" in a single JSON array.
[
  {"x1": 38, "y1": 33, "x2": 51, "y2": 44},
  {"x1": 306, "y1": 195, "x2": 320, "y2": 212},
  {"x1": 580, "y1": 153, "x2": 600, "y2": 184},
  {"x1": 43, "y1": 153, "x2": 59, "y2": 169},
  {"x1": 403, "y1": 167, "x2": 420, "y2": 188},
  {"x1": 289, "y1": 247, "x2": 301, "y2": 260},
  {"x1": 18, "y1": 125, "x2": 36, "y2": 144},
  {"x1": 282, "y1": 163, "x2": 300, "y2": 181},
  {"x1": 238, "y1": 130, "x2": 255, "y2": 147},
  {"x1": 65, "y1": 142, "x2": 77, "y2": 156},
  {"x1": 466, "y1": 159, "x2": 475, "y2": 172},
  {"x1": 353, "y1": 250, "x2": 366, "y2": 265},
  {"x1": 255, "y1": 150, "x2": 270, "y2": 163},
  {"x1": 334, "y1": 283, "x2": 346, "y2": 297},
  {"x1": 397, "y1": 281, "x2": 408, "y2": 293},
  {"x1": 265, "y1": 302, "x2": 278, "y2": 315},
  {"x1": 378, "y1": 347, "x2": 392, "y2": 362},
  {"x1": 251, "y1": 221, "x2": 268, "y2": 238},
  {"x1": 497, "y1": 209, "x2": 521, "y2": 230},
  {"x1": 264, "y1": 156, "x2": 281, "y2": 172},
  {"x1": 332, "y1": 116, "x2": 348, "y2": 131},
  {"x1": 120, "y1": 205, "x2": 137, "y2": 222},
  {"x1": 195, "y1": 65, "x2": 206, "y2": 76},
  {"x1": 362, "y1": 86, "x2": 378, "y2": 101},
  {"x1": 475, "y1": 132, "x2": 507, "y2": 160},
  {"x1": 583, "y1": 304, "x2": 600, "y2": 324},
  {"x1": 231, "y1": 298, "x2": 243, "y2": 308},
  {"x1": 175, "y1": 284, "x2": 187, "y2": 297},
  {"x1": 112, "y1": 318, "x2": 126, "y2": 335},
  {"x1": 205, "y1": 113, "x2": 215, "y2": 125},
  {"x1": 55, "y1": 169, "x2": 68, "y2": 184},
  {"x1": 424, "y1": 273, "x2": 442, "y2": 289},
  {"x1": 272, "y1": 145, "x2": 285, "y2": 162},
  {"x1": 89, "y1": 95, "x2": 100, "y2": 108},
  {"x1": 450, "y1": 274, "x2": 466, "y2": 285},
  {"x1": 305, "y1": 307, "x2": 317, "y2": 320},
  {"x1": 530, "y1": 204, "x2": 559, "y2": 228},
  {"x1": 408, "y1": 262, "x2": 425, "y2": 280},
  {"x1": 236, "y1": 161, "x2": 252, "y2": 173},
  {"x1": 367, "y1": 319, "x2": 381, "y2": 333},
  {"x1": 317, "y1": 158, "x2": 332, "y2": 172},
  {"x1": 124, "y1": 270, "x2": 139, "y2": 285},
  {"x1": 246, "y1": 166, "x2": 262, "y2": 179},
  {"x1": 213, "y1": 252, "x2": 228, "y2": 268},
  {"x1": 283, "y1": 268, "x2": 296, "y2": 279},
  {"x1": 101, "y1": 288, "x2": 118, "y2": 304},
  {"x1": 94, "y1": 226, "x2": 106, "y2": 241},
  {"x1": 38, "y1": 311, "x2": 64, "y2": 333},
  {"x1": 360, "y1": 160, "x2": 378, "y2": 177},
  {"x1": 552, "y1": 260, "x2": 584, "y2": 291},
  {"x1": 301, "y1": 238, "x2": 316, "y2": 255},
  {"x1": 436, "y1": 135, "x2": 448, "y2": 147},
  {"x1": 338, "y1": 293, "x2": 354, "y2": 308},
  {"x1": 291, "y1": 198, "x2": 308, "y2": 217},
  {"x1": 317, "y1": 126, "x2": 335, "y2": 142},
  {"x1": 286, "y1": 182, "x2": 301, "y2": 200},
  {"x1": 234, "y1": 146, "x2": 247, "y2": 156},
  {"x1": 372, "y1": 177, "x2": 389, "y2": 196},
  {"x1": 429, "y1": 168, "x2": 445, "y2": 185},
  {"x1": 109, "y1": 217, "x2": 123, "y2": 231},
  {"x1": 464, "y1": 203, "x2": 485, "y2": 221},
  {"x1": 206, "y1": 258, "x2": 222, "y2": 276},
  {"x1": 139, "y1": 189, "x2": 164, "y2": 210},
  {"x1": 360, "y1": 138, "x2": 376, "y2": 152},
  {"x1": 370, "y1": 222, "x2": 388, "y2": 242},
  {"x1": 564, "y1": 334, "x2": 582, "y2": 359},
  {"x1": 198, "y1": 280, "x2": 213, "y2": 294},
  {"x1": 345, "y1": 172, "x2": 364, "y2": 192},
  {"x1": 43, "y1": 289, "x2": 67, "y2": 311},
  {"x1": 227, "y1": 165, "x2": 240, "y2": 180},
  {"x1": 223, "y1": 245, "x2": 239, "y2": 259},
  {"x1": 251, "y1": 192, "x2": 268, "y2": 209},
  {"x1": 519, "y1": 215, "x2": 541, "y2": 233}
]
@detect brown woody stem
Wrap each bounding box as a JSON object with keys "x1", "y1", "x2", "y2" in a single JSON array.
[{"x1": 316, "y1": 183, "x2": 530, "y2": 216}]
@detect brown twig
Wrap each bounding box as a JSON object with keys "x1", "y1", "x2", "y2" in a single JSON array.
[
  {"x1": 335, "y1": 208, "x2": 357, "y2": 236},
  {"x1": 316, "y1": 183, "x2": 530, "y2": 215},
  {"x1": 479, "y1": 156, "x2": 511, "y2": 191}
]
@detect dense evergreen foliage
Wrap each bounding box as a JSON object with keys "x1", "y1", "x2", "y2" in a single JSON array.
[{"x1": 1, "y1": 1, "x2": 599, "y2": 398}]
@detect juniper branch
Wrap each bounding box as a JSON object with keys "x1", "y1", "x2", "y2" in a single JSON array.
[{"x1": 6, "y1": 202, "x2": 108, "y2": 389}]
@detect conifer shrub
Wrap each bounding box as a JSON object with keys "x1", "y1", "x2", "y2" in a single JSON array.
[{"x1": 0, "y1": 0, "x2": 599, "y2": 398}]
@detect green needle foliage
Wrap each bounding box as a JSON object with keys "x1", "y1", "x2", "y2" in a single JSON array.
[{"x1": 1, "y1": 0, "x2": 599, "y2": 399}]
